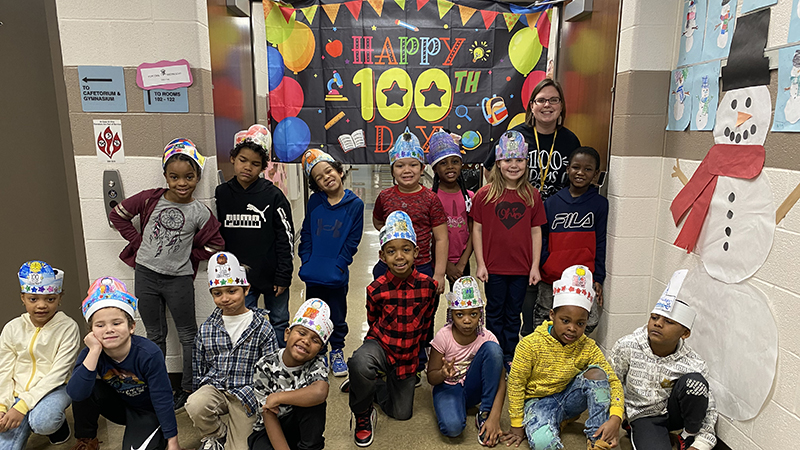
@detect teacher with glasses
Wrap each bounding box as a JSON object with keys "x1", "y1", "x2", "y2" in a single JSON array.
[{"x1": 482, "y1": 78, "x2": 582, "y2": 336}]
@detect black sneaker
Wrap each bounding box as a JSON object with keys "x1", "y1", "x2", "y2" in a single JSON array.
[
  {"x1": 340, "y1": 378, "x2": 351, "y2": 393},
  {"x1": 352, "y1": 407, "x2": 376, "y2": 447},
  {"x1": 674, "y1": 434, "x2": 695, "y2": 450},
  {"x1": 48, "y1": 420, "x2": 71, "y2": 445},
  {"x1": 173, "y1": 389, "x2": 191, "y2": 411}
]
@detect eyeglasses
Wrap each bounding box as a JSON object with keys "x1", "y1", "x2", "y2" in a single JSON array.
[{"x1": 533, "y1": 97, "x2": 561, "y2": 105}]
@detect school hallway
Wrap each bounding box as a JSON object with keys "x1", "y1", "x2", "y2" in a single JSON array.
[{"x1": 29, "y1": 166, "x2": 632, "y2": 450}]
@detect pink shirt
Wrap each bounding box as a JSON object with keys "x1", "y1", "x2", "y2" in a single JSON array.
[
  {"x1": 435, "y1": 189, "x2": 474, "y2": 263},
  {"x1": 430, "y1": 324, "x2": 499, "y2": 385}
]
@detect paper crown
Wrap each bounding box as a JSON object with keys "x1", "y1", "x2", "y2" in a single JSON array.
[
  {"x1": 81, "y1": 276, "x2": 137, "y2": 322},
  {"x1": 207, "y1": 252, "x2": 248, "y2": 289},
  {"x1": 445, "y1": 276, "x2": 485, "y2": 334},
  {"x1": 552, "y1": 265, "x2": 595, "y2": 313},
  {"x1": 389, "y1": 128, "x2": 424, "y2": 165},
  {"x1": 495, "y1": 130, "x2": 528, "y2": 161},
  {"x1": 291, "y1": 298, "x2": 334, "y2": 344},
  {"x1": 652, "y1": 269, "x2": 696, "y2": 330},
  {"x1": 19, "y1": 261, "x2": 63, "y2": 294},
  {"x1": 234, "y1": 124, "x2": 272, "y2": 153},
  {"x1": 163, "y1": 138, "x2": 206, "y2": 170},
  {"x1": 302, "y1": 148, "x2": 337, "y2": 177},
  {"x1": 379, "y1": 211, "x2": 416, "y2": 247},
  {"x1": 426, "y1": 130, "x2": 461, "y2": 166}
]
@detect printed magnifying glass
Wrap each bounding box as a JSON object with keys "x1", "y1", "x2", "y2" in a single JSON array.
[{"x1": 455, "y1": 105, "x2": 472, "y2": 122}]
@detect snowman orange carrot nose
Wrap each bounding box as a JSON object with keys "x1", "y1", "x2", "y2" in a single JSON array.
[{"x1": 736, "y1": 111, "x2": 752, "y2": 127}]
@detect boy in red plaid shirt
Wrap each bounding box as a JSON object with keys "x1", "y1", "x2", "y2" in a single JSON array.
[{"x1": 343, "y1": 211, "x2": 437, "y2": 447}]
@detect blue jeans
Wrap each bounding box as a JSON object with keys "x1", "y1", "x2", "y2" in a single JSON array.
[
  {"x1": 522, "y1": 368, "x2": 612, "y2": 449},
  {"x1": 246, "y1": 285, "x2": 290, "y2": 347},
  {"x1": 0, "y1": 385, "x2": 71, "y2": 450},
  {"x1": 484, "y1": 274, "x2": 528, "y2": 363},
  {"x1": 432, "y1": 342, "x2": 503, "y2": 437},
  {"x1": 306, "y1": 284, "x2": 348, "y2": 352}
]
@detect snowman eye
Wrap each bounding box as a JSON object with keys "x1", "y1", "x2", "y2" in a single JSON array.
[
  {"x1": 731, "y1": 99, "x2": 738, "y2": 109},
  {"x1": 745, "y1": 97, "x2": 752, "y2": 108}
]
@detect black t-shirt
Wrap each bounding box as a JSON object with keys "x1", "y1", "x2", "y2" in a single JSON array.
[{"x1": 483, "y1": 124, "x2": 581, "y2": 200}]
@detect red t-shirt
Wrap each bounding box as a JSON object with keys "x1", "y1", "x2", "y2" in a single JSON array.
[
  {"x1": 373, "y1": 185, "x2": 447, "y2": 266},
  {"x1": 470, "y1": 187, "x2": 546, "y2": 276}
]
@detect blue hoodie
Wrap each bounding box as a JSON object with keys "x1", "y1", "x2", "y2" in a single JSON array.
[
  {"x1": 299, "y1": 189, "x2": 364, "y2": 287},
  {"x1": 540, "y1": 186, "x2": 608, "y2": 285}
]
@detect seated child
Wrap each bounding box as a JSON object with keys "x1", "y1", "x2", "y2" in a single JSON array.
[
  {"x1": 0, "y1": 261, "x2": 80, "y2": 449},
  {"x1": 249, "y1": 299, "x2": 332, "y2": 450},
  {"x1": 427, "y1": 276, "x2": 505, "y2": 446},
  {"x1": 609, "y1": 269, "x2": 717, "y2": 450},
  {"x1": 68, "y1": 277, "x2": 183, "y2": 450},
  {"x1": 345, "y1": 211, "x2": 437, "y2": 447},
  {"x1": 504, "y1": 265, "x2": 624, "y2": 450},
  {"x1": 186, "y1": 252, "x2": 280, "y2": 450}
]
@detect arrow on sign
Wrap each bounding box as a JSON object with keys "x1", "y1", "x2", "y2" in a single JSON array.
[
  {"x1": 147, "y1": 90, "x2": 151, "y2": 105},
  {"x1": 82, "y1": 77, "x2": 113, "y2": 83}
]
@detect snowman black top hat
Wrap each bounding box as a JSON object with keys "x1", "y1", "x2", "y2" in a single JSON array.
[{"x1": 721, "y1": 9, "x2": 770, "y2": 91}]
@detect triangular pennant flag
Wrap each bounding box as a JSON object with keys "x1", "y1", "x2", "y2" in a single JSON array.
[
  {"x1": 322, "y1": 3, "x2": 341, "y2": 24},
  {"x1": 525, "y1": 12, "x2": 539, "y2": 30},
  {"x1": 344, "y1": 0, "x2": 363, "y2": 20},
  {"x1": 458, "y1": 4, "x2": 477, "y2": 26},
  {"x1": 367, "y1": 0, "x2": 384, "y2": 16},
  {"x1": 417, "y1": 0, "x2": 429, "y2": 11},
  {"x1": 502, "y1": 12, "x2": 521, "y2": 32},
  {"x1": 394, "y1": 0, "x2": 405, "y2": 10},
  {"x1": 437, "y1": 0, "x2": 454, "y2": 19},
  {"x1": 278, "y1": 6, "x2": 295, "y2": 23},
  {"x1": 264, "y1": 1, "x2": 274, "y2": 15},
  {"x1": 480, "y1": 10, "x2": 498, "y2": 29},
  {"x1": 536, "y1": 10, "x2": 551, "y2": 47},
  {"x1": 300, "y1": 5, "x2": 318, "y2": 24}
]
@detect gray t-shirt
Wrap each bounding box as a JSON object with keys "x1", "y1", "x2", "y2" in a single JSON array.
[{"x1": 136, "y1": 196, "x2": 211, "y2": 276}]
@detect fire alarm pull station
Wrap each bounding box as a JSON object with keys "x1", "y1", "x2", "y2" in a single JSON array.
[{"x1": 103, "y1": 170, "x2": 124, "y2": 227}]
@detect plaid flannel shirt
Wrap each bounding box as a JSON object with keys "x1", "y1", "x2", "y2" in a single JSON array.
[
  {"x1": 193, "y1": 307, "x2": 278, "y2": 417},
  {"x1": 366, "y1": 268, "x2": 437, "y2": 379}
]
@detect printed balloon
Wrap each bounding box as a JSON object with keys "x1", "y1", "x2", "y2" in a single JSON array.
[
  {"x1": 265, "y1": 4, "x2": 296, "y2": 45},
  {"x1": 269, "y1": 76, "x2": 304, "y2": 122},
  {"x1": 267, "y1": 46, "x2": 286, "y2": 92},
  {"x1": 273, "y1": 117, "x2": 311, "y2": 162},
  {"x1": 508, "y1": 27, "x2": 542, "y2": 76}
]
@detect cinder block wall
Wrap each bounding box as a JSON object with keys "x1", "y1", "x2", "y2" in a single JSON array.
[{"x1": 601, "y1": 1, "x2": 800, "y2": 448}]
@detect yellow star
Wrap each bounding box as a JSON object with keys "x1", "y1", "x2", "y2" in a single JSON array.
[
  {"x1": 314, "y1": 73, "x2": 318, "y2": 78},
  {"x1": 444, "y1": 24, "x2": 449, "y2": 29},
  {"x1": 371, "y1": 25, "x2": 377, "y2": 31}
]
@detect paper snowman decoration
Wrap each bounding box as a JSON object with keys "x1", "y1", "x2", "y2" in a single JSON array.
[
  {"x1": 717, "y1": 2, "x2": 731, "y2": 48},
  {"x1": 695, "y1": 76, "x2": 713, "y2": 130},
  {"x1": 684, "y1": 0, "x2": 697, "y2": 52},
  {"x1": 673, "y1": 69, "x2": 688, "y2": 121},
  {"x1": 784, "y1": 50, "x2": 800, "y2": 124}
]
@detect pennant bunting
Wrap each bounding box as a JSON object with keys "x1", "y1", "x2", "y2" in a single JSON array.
[
  {"x1": 536, "y1": 10, "x2": 551, "y2": 47},
  {"x1": 279, "y1": 6, "x2": 295, "y2": 23},
  {"x1": 394, "y1": 0, "x2": 405, "y2": 10},
  {"x1": 366, "y1": 0, "x2": 384, "y2": 16},
  {"x1": 264, "y1": 0, "x2": 274, "y2": 15},
  {"x1": 502, "y1": 12, "x2": 520, "y2": 31},
  {"x1": 480, "y1": 9, "x2": 498, "y2": 29},
  {"x1": 525, "y1": 12, "x2": 539, "y2": 30},
  {"x1": 300, "y1": 5, "x2": 319, "y2": 24},
  {"x1": 417, "y1": 0, "x2": 429, "y2": 11},
  {"x1": 437, "y1": 0, "x2": 454, "y2": 19},
  {"x1": 322, "y1": 3, "x2": 341, "y2": 24},
  {"x1": 458, "y1": 4, "x2": 477, "y2": 26},
  {"x1": 344, "y1": 0, "x2": 363, "y2": 20}
]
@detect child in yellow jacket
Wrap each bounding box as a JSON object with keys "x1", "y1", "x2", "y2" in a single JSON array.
[
  {"x1": 0, "y1": 261, "x2": 80, "y2": 449},
  {"x1": 504, "y1": 265, "x2": 623, "y2": 450}
]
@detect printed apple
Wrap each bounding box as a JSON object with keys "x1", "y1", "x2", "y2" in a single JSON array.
[{"x1": 326, "y1": 39, "x2": 343, "y2": 58}]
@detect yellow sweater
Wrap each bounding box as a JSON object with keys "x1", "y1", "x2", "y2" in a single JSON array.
[
  {"x1": 507, "y1": 322, "x2": 624, "y2": 427},
  {"x1": 0, "y1": 311, "x2": 80, "y2": 414}
]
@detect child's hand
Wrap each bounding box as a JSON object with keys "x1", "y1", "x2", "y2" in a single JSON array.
[
  {"x1": 593, "y1": 416, "x2": 621, "y2": 447},
  {"x1": 528, "y1": 266, "x2": 541, "y2": 286},
  {"x1": 434, "y1": 275, "x2": 446, "y2": 295},
  {"x1": 501, "y1": 427, "x2": 526, "y2": 447},
  {"x1": 476, "y1": 265, "x2": 489, "y2": 283},
  {"x1": 274, "y1": 285, "x2": 287, "y2": 296},
  {"x1": 445, "y1": 262, "x2": 462, "y2": 283},
  {"x1": 263, "y1": 393, "x2": 282, "y2": 415},
  {"x1": 441, "y1": 358, "x2": 456, "y2": 379},
  {"x1": 480, "y1": 415, "x2": 503, "y2": 447},
  {"x1": 84, "y1": 332, "x2": 103, "y2": 353},
  {"x1": 0, "y1": 408, "x2": 24, "y2": 432},
  {"x1": 594, "y1": 282, "x2": 604, "y2": 308}
]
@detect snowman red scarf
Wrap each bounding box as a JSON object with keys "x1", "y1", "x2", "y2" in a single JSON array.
[{"x1": 670, "y1": 144, "x2": 765, "y2": 253}]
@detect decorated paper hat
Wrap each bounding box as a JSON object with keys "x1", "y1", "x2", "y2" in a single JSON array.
[
  {"x1": 445, "y1": 276, "x2": 485, "y2": 334},
  {"x1": 163, "y1": 138, "x2": 206, "y2": 170},
  {"x1": 426, "y1": 130, "x2": 461, "y2": 166},
  {"x1": 19, "y1": 261, "x2": 63, "y2": 294},
  {"x1": 652, "y1": 269, "x2": 696, "y2": 330},
  {"x1": 291, "y1": 298, "x2": 334, "y2": 344},
  {"x1": 379, "y1": 211, "x2": 417, "y2": 247},
  {"x1": 234, "y1": 124, "x2": 272, "y2": 153},
  {"x1": 552, "y1": 265, "x2": 595, "y2": 313},
  {"x1": 495, "y1": 130, "x2": 528, "y2": 161},
  {"x1": 389, "y1": 128, "x2": 424, "y2": 165},
  {"x1": 81, "y1": 276, "x2": 137, "y2": 322},
  {"x1": 207, "y1": 252, "x2": 248, "y2": 289},
  {"x1": 302, "y1": 148, "x2": 336, "y2": 177}
]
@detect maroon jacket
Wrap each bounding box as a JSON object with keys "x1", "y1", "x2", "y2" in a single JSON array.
[{"x1": 109, "y1": 188, "x2": 224, "y2": 278}]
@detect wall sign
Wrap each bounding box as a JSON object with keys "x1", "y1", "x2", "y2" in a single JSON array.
[
  {"x1": 78, "y1": 66, "x2": 127, "y2": 112},
  {"x1": 93, "y1": 119, "x2": 125, "y2": 163},
  {"x1": 136, "y1": 59, "x2": 193, "y2": 90},
  {"x1": 143, "y1": 88, "x2": 189, "y2": 113}
]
